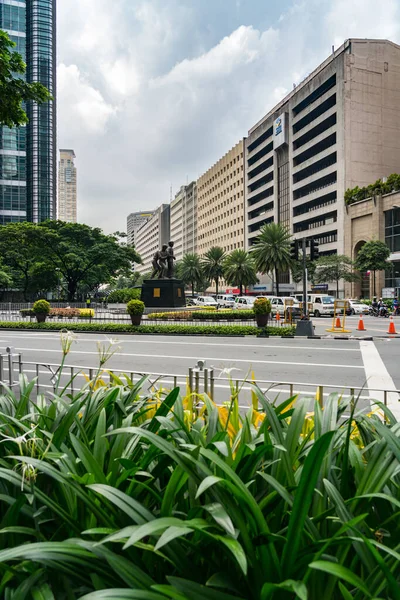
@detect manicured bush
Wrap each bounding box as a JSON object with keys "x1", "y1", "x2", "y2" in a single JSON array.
[
  {"x1": 149, "y1": 310, "x2": 255, "y2": 321},
  {"x1": 253, "y1": 296, "x2": 272, "y2": 314},
  {"x1": 32, "y1": 299, "x2": 51, "y2": 314},
  {"x1": 0, "y1": 363, "x2": 397, "y2": 598},
  {"x1": 107, "y1": 288, "x2": 141, "y2": 303},
  {"x1": 0, "y1": 320, "x2": 295, "y2": 336},
  {"x1": 78, "y1": 308, "x2": 95, "y2": 317},
  {"x1": 50, "y1": 308, "x2": 80, "y2": 318},
  {"x1": 20, "y1": 308, "x2": 34, "y2": 317},
  {"x1": 126, "y1": 299, "x2": 145, "y2": 315}
]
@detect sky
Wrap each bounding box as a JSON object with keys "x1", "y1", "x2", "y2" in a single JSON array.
[{"x1": 57, "y1": 0, "x2": 400, "y2": 233}]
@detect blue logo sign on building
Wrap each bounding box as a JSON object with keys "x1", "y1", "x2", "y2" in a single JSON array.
[{"x1": 275, "y1": 117, "x2": 282, "y2": 136}]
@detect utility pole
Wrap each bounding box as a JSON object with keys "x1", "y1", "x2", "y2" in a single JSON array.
[{"x1": 302, "y1": 238, "x2": 308, "y2": 318}]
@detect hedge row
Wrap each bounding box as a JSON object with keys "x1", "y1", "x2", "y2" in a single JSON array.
[
  {"x1": 148, "y1": 310, "x2": 256, "y2": 321},
  {"x1": 107, "y1": 288, "x2": 141, "y2": 303},
  {"x1": 0, "y1": 321, "x2": 296, "y2": 336}
]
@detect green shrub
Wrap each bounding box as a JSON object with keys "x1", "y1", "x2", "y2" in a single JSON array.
[
  {"x1": 20, "y1": 308, "x2": 34, "y2": 317},
  {"x1": 32, "y1": 299, "x2": 50, "y2": 314},
  {"x1": 0, "y1": 320, "x2": 295, "y2": 336},
  {"x1": 253, "y1": 297, "x2": 272, "y2": 314},
  {"x1": 126, "y1": 299, "x2": 145, "y2": 315},
  {"x1": 107, "y1": 288, "x2": 141, "y2": 303},
  {"x1": 78, "y1": 308, "x2": 95, "y2": 317},
  {"x1": 0, "y1": 364, "x2": 397, "y2": 598},
  {"x1": 149, "y1": 310, "x2": 255, "y2": 321}
]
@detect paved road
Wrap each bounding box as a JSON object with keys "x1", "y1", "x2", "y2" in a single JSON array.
[
  {"x1": 0, "y1": 330, "x2": 399, "y2": 417},
  {"x1": 311, "y1": 314, "x2": 400, "y2": 337}
]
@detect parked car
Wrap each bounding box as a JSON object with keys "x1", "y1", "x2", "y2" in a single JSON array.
[
  {"x1": 194, "y1": 296, "x2": 218, "y2": 307},
  {"x1": 346, "y1": 299, "x2": 370, "y2": 315},
  {"x1": 292, "y1": 294, "x2": 336, "y2": 317},
  {"x1": 234, "y1": 296, "x2": 256, "y2": 310},
  {"x1": 216, "y1": 294, "x2": 236, "y2": 308},
  {"x1": 268, "y1": 296, "x2": 300, "y2": 316}
]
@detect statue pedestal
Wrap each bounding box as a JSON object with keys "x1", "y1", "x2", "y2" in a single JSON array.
[{"x1": 141, "y1": 279, "x2": 186, "y2": 308}]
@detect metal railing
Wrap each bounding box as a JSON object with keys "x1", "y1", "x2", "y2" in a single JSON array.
[{"x1": 0, "y1": 350, "x2": 399, "y2": 413}]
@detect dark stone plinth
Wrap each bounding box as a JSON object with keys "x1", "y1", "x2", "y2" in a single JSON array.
[
  {"x1": 141, "y1": 279, "x2": 186, "y2": 308},
  {"x1": 295, "y1": 320, "x2": 315, "y2": 337}
]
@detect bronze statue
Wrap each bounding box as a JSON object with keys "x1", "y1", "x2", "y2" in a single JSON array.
[
  {"x1": 151, "y1": 244, "x2": 168, "y2": 279},
  {"x1": 167, "y1": 241, "x2": 176, "y2": 279}
]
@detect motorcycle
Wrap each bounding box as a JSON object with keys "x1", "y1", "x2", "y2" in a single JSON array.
[{"x1": 369, "y1": 305, "x2": 389, "y2": 318}]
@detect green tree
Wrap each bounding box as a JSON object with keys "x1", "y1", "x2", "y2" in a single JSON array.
[
  {"x1": 0, "y1": 222, "x2": 54, "y2": 300},
  {"x1": 251, "y1": 223, "x2": 292, "y2": 296},
  {"x1": 178, "y1": 253, "x2": 203, "y2": 298},
  {"x1": 201, "y1": 247, "x2": 226, "y2": 297},
  {"x1": 0, "y1": 221, "x2": 142, "y2": 301},
  {"x1": 223, "y1": 249, "x2": 258, "y2": 295},
  {"x1": 314, "y1": 254, "x2": 359, "y2": 297},
  {"x1": 354, "y1": 240, "x2": 391, "y2": 297},
  {"x1": 0, "y1": 30, "x2": 52, "y2": 128}
]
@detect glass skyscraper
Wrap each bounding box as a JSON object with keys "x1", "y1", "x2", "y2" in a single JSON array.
[{"x1": 0, "y1": 0, "x2": 56, "y2": 224}]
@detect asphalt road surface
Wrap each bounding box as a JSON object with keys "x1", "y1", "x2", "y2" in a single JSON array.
[{"x1": 0, "y1": 330, "x2": 399, "y2": 418}]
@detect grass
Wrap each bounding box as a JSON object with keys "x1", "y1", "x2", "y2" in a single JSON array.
[{"x1": 0, "y1": 336, "x2": 398, "y2": 598}]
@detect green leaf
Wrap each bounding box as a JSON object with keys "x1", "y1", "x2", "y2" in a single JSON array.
[
  {"x1": 195, "y1": 476, "x2": 223, "y2": 499},
  {"x1": 261, "y1": 579, "x2": 308, "y2": 600},
  {"x1": 203, "y1": 503, "x2": 235, "y2": 536},
  {"x1": 88, "y1": 484, "x2": 154, "y2": 524},
  {"x1": 80, "y1": 591, "x2": 168, "y2": 599},
  {"x1": 215, "y1": 535, "x2": 247, "y2": 575},
  {"x1": 168, "y1": 577, "x2": 246, "y2": 600},
  {"x1": 154, "y1": 526, "x2": 193, "y2": 551},
  {"x1": 310, "y1": 561, "x2": 372, "y2": 598},
  {"x1": 282, "y1": 431, "x2": 335, "y2": 577}
]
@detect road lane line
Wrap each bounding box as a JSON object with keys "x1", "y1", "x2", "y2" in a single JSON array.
[
  {"x1": 0, "y1": 335, "x2": 361, "y2": 351},
  {"x1": 10, "y1": 346, "x2": 364, "y2": 369},
  {"x1": 359, "y1": 340, "x2": 400, "y2": 419}
]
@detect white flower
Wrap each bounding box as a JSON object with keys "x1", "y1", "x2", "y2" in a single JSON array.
[
  {"x1": 96, "y1": 336, "x2": 122, "y2": 366},
  {"x1": 60, "y1": 329, "x2": 77, "y2": 356},
  {"x1": 217, "y1": 367, "x2": 241, "y2": 379}
]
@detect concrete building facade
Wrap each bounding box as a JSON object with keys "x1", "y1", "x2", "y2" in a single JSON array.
[
  {"x1": 170, "y1": 181, "x2": 197, "y2": 261},
  {"x1": 344, "y1": 191, "x2": 400, "y2": 298},
  {"x1": 135, "y1": 204, "x2": 170, "y2": 275},
  {"x1": 197, "y1": 141, "x2": 245, "y2": 256},
  {"x1": 127, "y1": 211, "x2": 154, "y2": 246},
  {"x1": 58, "y1": 149, "x2": 77, "y2": 222},
  {"x1": 245, "y1": 38, "x2": 400, "y2": 294}
]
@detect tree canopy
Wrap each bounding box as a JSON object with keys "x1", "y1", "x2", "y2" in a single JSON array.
[
  {"x1": 0, "y1": 30, "x2": 52, "y2": 128},
  {"x1": 314, "y1": 254, "x2": 359, "y2": 296},
  {"x1": 0, "y1": 221, "x2": 142, "y2": 300},
  {"x1": 223, "y1": 249, "x2": 258, "y2": 295},
  {"x1": 201, "y1": 247, "x2": 226, "y2": 297},
  {"x1": 177, "y1": 253, "x2": 203, "y2": 297},
  {"x1": 354, "y1": 240, "x2": 391, "y2": 296},
  {"x1": 251, "y1": 223, "x2": 292, "y2": 295}
]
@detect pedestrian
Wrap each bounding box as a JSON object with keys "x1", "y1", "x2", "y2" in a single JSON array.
[
  {"x1": 393, "y1": 297, "x2": 399, "y2": 316},
  {"x1": 86, "y1": 296, "x2": 91, "y2": 308}
]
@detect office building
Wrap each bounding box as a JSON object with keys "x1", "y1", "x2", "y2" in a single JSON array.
[
  {"x1": 344, "y1": 187, "x2": 400, "y2": 298},
  {"x1": 170, "y1": 181, "x2": 197, "y2": 261},
  {"x1": 197, "y1": 141, "x2": 245, "y2": 255},
  {"x1": 0, "y1": 0, "x2": 57, "y2": 224},
  {"x1": 127, "y1": 211, "x2": 155, "y2": 246},
  {"x1": 58, "y1": 149, "x2": 77, "y2": 222},
  {"x1": 135, "y1": 204, "x2": 170, "y2": 275},
  {"x1": 245, "y1": 39, "x2": 400, "y2": 293}
]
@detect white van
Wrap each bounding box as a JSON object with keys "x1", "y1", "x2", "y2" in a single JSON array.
[
  {"x1": 292, "y1": 294, "x2": 336, "y2": 317},
  {"x1": 216, "y1": 294, "x2": 236, "y2": 308}
]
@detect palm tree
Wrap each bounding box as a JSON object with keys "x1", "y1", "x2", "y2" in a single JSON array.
[
  {"x1": 223, "y1": 249, "x2": 258, "y2": 295},
  {"x1": 251, "y1": 222, "x2": 292, "y2": 296},
  {"x1": 201, "y1": 246, "x2": 226, "y2": 297},
  {"x1": 178, "y1": 253, "x2": 203, "y2": 298}
]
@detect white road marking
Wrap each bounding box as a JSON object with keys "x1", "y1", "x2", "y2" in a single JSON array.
[
  {"x1": 10, "y1": 346, "x2": 363, "y2": 369},
  {"x1": 0, "y1": 334, "x2": 360, "y2": 351},
  {"x1": 359, "y1": 340, "x2": 400, "y2": 419}
]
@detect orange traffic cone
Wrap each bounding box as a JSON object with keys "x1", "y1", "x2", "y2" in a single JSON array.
[
  {"x1": 388, "y1": 316, "x2": 397, "y2": 334},
  {"x1": 335, "y1": 316, "x2": 341, "y2": 328},
  {"x1": 276, "y1": 310, "x2": 281, "y2": 323},
  {"x1": 357, "y1": 314, "x2": 366, "y2": 331}
]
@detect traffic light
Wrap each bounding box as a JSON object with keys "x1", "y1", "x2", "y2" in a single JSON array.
[
  {"x1": 290, "y1": 240, "x2": 299, "y2": 260},
  {"x1": 310, "y1": 238, "x2": 320, "y2": 261}
]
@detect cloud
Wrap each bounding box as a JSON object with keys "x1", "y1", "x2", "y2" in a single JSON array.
[
  {"x1": 57, "y1": 64, "x2": 116, "y2": 135},
  {"x1": 56, "y1": 0, "x2": 400, "y2": 232}
]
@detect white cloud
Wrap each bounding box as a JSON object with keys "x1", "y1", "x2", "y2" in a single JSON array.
[
  {"x1": 56, "y1": 0, "x2": 400, "y2": 232},
  {"x1": 57, "y1": 64, "x2": 116, "y2": 135}
]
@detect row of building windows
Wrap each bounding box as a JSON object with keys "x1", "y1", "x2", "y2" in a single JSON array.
[
  {"x1": 293, "y1": 171, "x2": 337, "y2": 200},
  {"x1": 293, "y1": 152, "x2": 337, "y2": 184},
  {"x1": 198, "y1": 153, "x2": 243, "y2": 191},
  {"x1": 247, "y1": 126, "x2": 273, "y2": 153},
  {"x1": 293, "y1": 191, "x2": 337, "y2": 216},
  {"x1": 0, "y1": 4, "x2": 26, "y2": 32},
  {"x1": 294, "y1": 211, "x2": 337, "y2": 233}
]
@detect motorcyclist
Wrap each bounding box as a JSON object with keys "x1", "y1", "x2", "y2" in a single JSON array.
[
  {"x1": 371, "y1": 297, "x2": 378, "y2": 315},
  {"x1": 378, "y1": 298, "x2": 387, "y2": 317},
  {"x1": 393, "y1": 297, "x2": 399, "y2": 316}
]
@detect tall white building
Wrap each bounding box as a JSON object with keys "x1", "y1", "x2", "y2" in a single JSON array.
[
  {"x1": 135, "y1": 204, "x2": 170, "y2": 275},
  {"x1": 127, "y1": 211, "x2": 154, "y2": 246},
  {"x1": 58, "y1": 149, "x2": 77, "y2": 222},
  {"x1": 170, "y1": 182, "x2": 197, "y2": 261}
]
